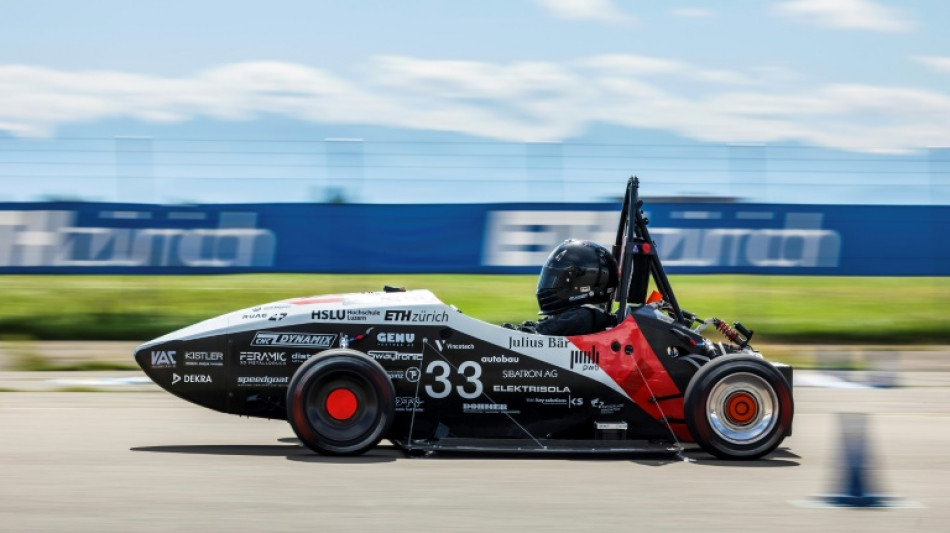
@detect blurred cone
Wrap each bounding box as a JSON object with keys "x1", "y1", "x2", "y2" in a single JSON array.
[{"x1": 817, "y1": 412, "x2": 898, "y2": 507}]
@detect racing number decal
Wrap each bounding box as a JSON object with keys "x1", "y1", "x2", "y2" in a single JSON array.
[
  {"x1": 424, "y1": 360, "x2": 483, "y2": 399},
  {"x1": 425, "y1": 361, "x2": 452, "y2": 398},
  {"x1": 457, "y1": 361, "x2": 483, "y2": 399}
]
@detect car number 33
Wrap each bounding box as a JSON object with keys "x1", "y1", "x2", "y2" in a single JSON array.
[{"x1": 424, "y1": 360, "x2": 483, "y2": 399}]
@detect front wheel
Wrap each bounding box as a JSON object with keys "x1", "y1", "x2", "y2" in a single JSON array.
[
  {"x1": 684, "y1": 355, "x2": 793, "y2": 460},
  {"x1": 286, "y1": 349, "x2": 395, "y2": 456}
]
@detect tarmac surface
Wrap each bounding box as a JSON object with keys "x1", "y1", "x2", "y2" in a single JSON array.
[{"x1": 1, "y1": 382, "x2": 949, "y2": 532}]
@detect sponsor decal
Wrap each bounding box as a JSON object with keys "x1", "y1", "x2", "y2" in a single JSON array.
[
  {"x1": 343, "y1": 309, "x2": 381, "y2": 321},
  {"x1": 492, "y1": 385, "x2": 571, "y2": 393},
  {"x1": 251, "y1": 331, "x2": 337, "y2": 348},
  {"x1": 150, "y1": 350, "x2": 176, "y2": 369},
  {"x1": 462, "y1": 402, "x2": 518, "y2": 414},
  {"x1": 172, "y1": 373, "x2": 211, "y2": 385},
  {"x1": 509, "y1": 336, "x2": 569, "y2": 349},
  {"x1": 570, "y1": 348, "x2": 600, "y2": 371},
  {"x1": 239, "y1": 351, "x2": 286, "y2": 366},
  {"x1": 502, "y1": 369, "x2": 558, "y2": 379},
  {"x1": 436, "y1": 340, "x2": 474, "y2": 350},
  {"x1": 526, "y1": 396, "x2": 585, "y2": 408},
  {"x1": 376, "y1": 331, "x2": 416, "y2": 346},
  {"x1": 368, "y1": 351, "x2": 423, "y2": 363},
  {"x1": 237, "y1": 376, "x2": 290, "y2": 387},
  {"x1": 290, "y1": 352, "x2": 313, "y2": 364},
  {"x1": 242, "y1": 312, "x2": 268, "y2": 320},
  {"x1": 383, "y1": 309, "x2": 449, "y2": 323},
  {"x1": 480, "y1": 355, "x2": 519, "y2": 364},
  {"x1": 311, "y1": 309, "x2": 346, "y2": 321},
  {"x1": 394, "y1": 396, "x2": 425, "y2": 412},
  {"x1": 386, "y1": 366, "x2": 421, "y2": 382},
  {"x1": 591, "y1": 398, "x2": 624, "y2": 415},
  {"x1": 183, "y1": 351, "x2": 224, "y2": 367}
]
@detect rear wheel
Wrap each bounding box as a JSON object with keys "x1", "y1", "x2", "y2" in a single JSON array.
[
  {"x1": 286, "y1": 349, "x2": 395, "y2": 456},
  {"x1": 684, "y1": 355, "x2": 793, "y2": 460}
]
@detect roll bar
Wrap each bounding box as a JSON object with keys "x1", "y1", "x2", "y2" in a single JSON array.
[{"x1": 611, "y1": 177, "x2": 686, "y2": 325}]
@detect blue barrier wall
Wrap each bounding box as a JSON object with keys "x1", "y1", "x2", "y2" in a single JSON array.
[{"x1": 0, "y1": 202, "x2": 947, "y2": 275}]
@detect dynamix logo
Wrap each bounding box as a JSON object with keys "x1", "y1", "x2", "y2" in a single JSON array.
[
  {"x1": 151, "y1": 350, "x2": 176, "y2": 369},
  {"x1": 251, "y1": 331, "x2": 337, "y2": 348},
  {"x1": 0, "y1": 210, "x2": 276, "y2": 268},
  {"x1": 482, "y1": 210, "x2": 841, "y2": 269}
]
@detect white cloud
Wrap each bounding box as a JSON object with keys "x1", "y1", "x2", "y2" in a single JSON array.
[
  {"x1": 671, "y1": 8, "x2": 714, "y2": 18},
  {"x1": 913, "y1": 56, "x2": 950, "y2": 75},
  {"x1": 773, "y1": 0, "x2": 915, "y2": 33},
  {"x1": 1, "y1": 55, "x2": 949, "y2": 153},
  {"x1": 533, "y1": 0, "x2": 636, "y2": 26}
]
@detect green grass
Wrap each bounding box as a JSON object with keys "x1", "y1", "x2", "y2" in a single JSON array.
[{"x1": 0, "y1": 274, "x2": 947, "y2": 343}]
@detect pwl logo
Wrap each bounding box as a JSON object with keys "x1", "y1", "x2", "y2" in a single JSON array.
[
  {"x1": 251, "y1": 331, "x2": 337, "y2": 348},
  {"x1": 151, "y1": 350, "x2": 176, "y2": 369},
  {"x1": 570, "y1": 348, "x2": 600, "y2": 371}
]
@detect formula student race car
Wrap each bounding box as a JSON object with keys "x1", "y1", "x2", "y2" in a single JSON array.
[{"x1": 135, "y1": 178, "x2": 794, "y2": 460}]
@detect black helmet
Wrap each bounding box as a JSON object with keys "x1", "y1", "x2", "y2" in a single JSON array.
[{"x1": 536, "y1": 239, "x2": 619, "y2": 315}]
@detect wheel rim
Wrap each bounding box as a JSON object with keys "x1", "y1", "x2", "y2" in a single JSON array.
[
  {"x1": 706, "y1": 372, "x2": 778, "y2": 445},
  {"x1": 303, "y1": 370, "x2": 380, "y2": 443}
]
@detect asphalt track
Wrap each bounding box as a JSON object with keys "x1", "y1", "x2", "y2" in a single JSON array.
[{"x1": 1, "y1": 384, "x2": 949, "y2": 533}]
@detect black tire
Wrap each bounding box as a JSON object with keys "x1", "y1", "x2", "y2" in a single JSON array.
[
  {"x1": 286, "y1": 349, "x2": 395, "y2": 456},
  {"x1": 684, "y1": 355, "x2": 793, "y2": 460}
]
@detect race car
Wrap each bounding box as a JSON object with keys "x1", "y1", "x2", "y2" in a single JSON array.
[{"x1": 135, "y1": 177, "x2": 794, "y2": 460}]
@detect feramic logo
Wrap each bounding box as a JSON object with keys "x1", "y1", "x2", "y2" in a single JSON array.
[
  {"x1": 239, "y1": 351, "x2": 286, "y2": 366},
  {"x1": 251, "y1": 331, "x2": 337, "y2": 348}
]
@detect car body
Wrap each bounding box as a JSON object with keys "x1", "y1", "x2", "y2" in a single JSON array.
[{"x1": 135, "y1": 178, "x2": 794, "y2": 459}]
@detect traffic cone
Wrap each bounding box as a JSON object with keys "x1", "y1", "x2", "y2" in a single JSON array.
[{"x1": 817, "y1": 412, "x2": 897, "y2": 507}]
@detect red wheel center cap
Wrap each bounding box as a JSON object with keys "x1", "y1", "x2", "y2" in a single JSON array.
[
  {"x1": 725, "y1": 392, "x2": 757, "y2": 425},
  {"x1": 326, "y1": 388, "x2": 359, "y2": 420}
]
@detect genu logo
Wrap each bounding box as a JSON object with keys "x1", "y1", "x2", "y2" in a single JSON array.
[{"x1": 151, "y1": 350, "x2": 177, "y2": 369}]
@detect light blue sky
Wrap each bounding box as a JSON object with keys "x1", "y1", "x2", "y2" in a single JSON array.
[{"x1": 0, "y1": 0, "x2": 948, "y2": 204}]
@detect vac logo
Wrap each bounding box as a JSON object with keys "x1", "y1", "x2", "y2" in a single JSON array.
[
  {"x1": 251, "y1": 331, "x2": 337, "y2": 348},
  {"x1": 151, "y1": 350, "x2": 177, "y2": 369}
]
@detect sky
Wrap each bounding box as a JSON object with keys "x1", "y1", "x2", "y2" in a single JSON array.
[{"x1": 0, "y1": 0, "x2": 948, "y2": 204}]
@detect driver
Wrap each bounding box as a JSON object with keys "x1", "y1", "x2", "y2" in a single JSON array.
[{"x1": 507, "y1": 239, "x2": 619, "y2": 336}]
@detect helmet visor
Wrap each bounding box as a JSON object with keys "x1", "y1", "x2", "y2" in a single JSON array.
[{"x1": 537, "y1": 266, "x2": 571, "y2": 291}]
